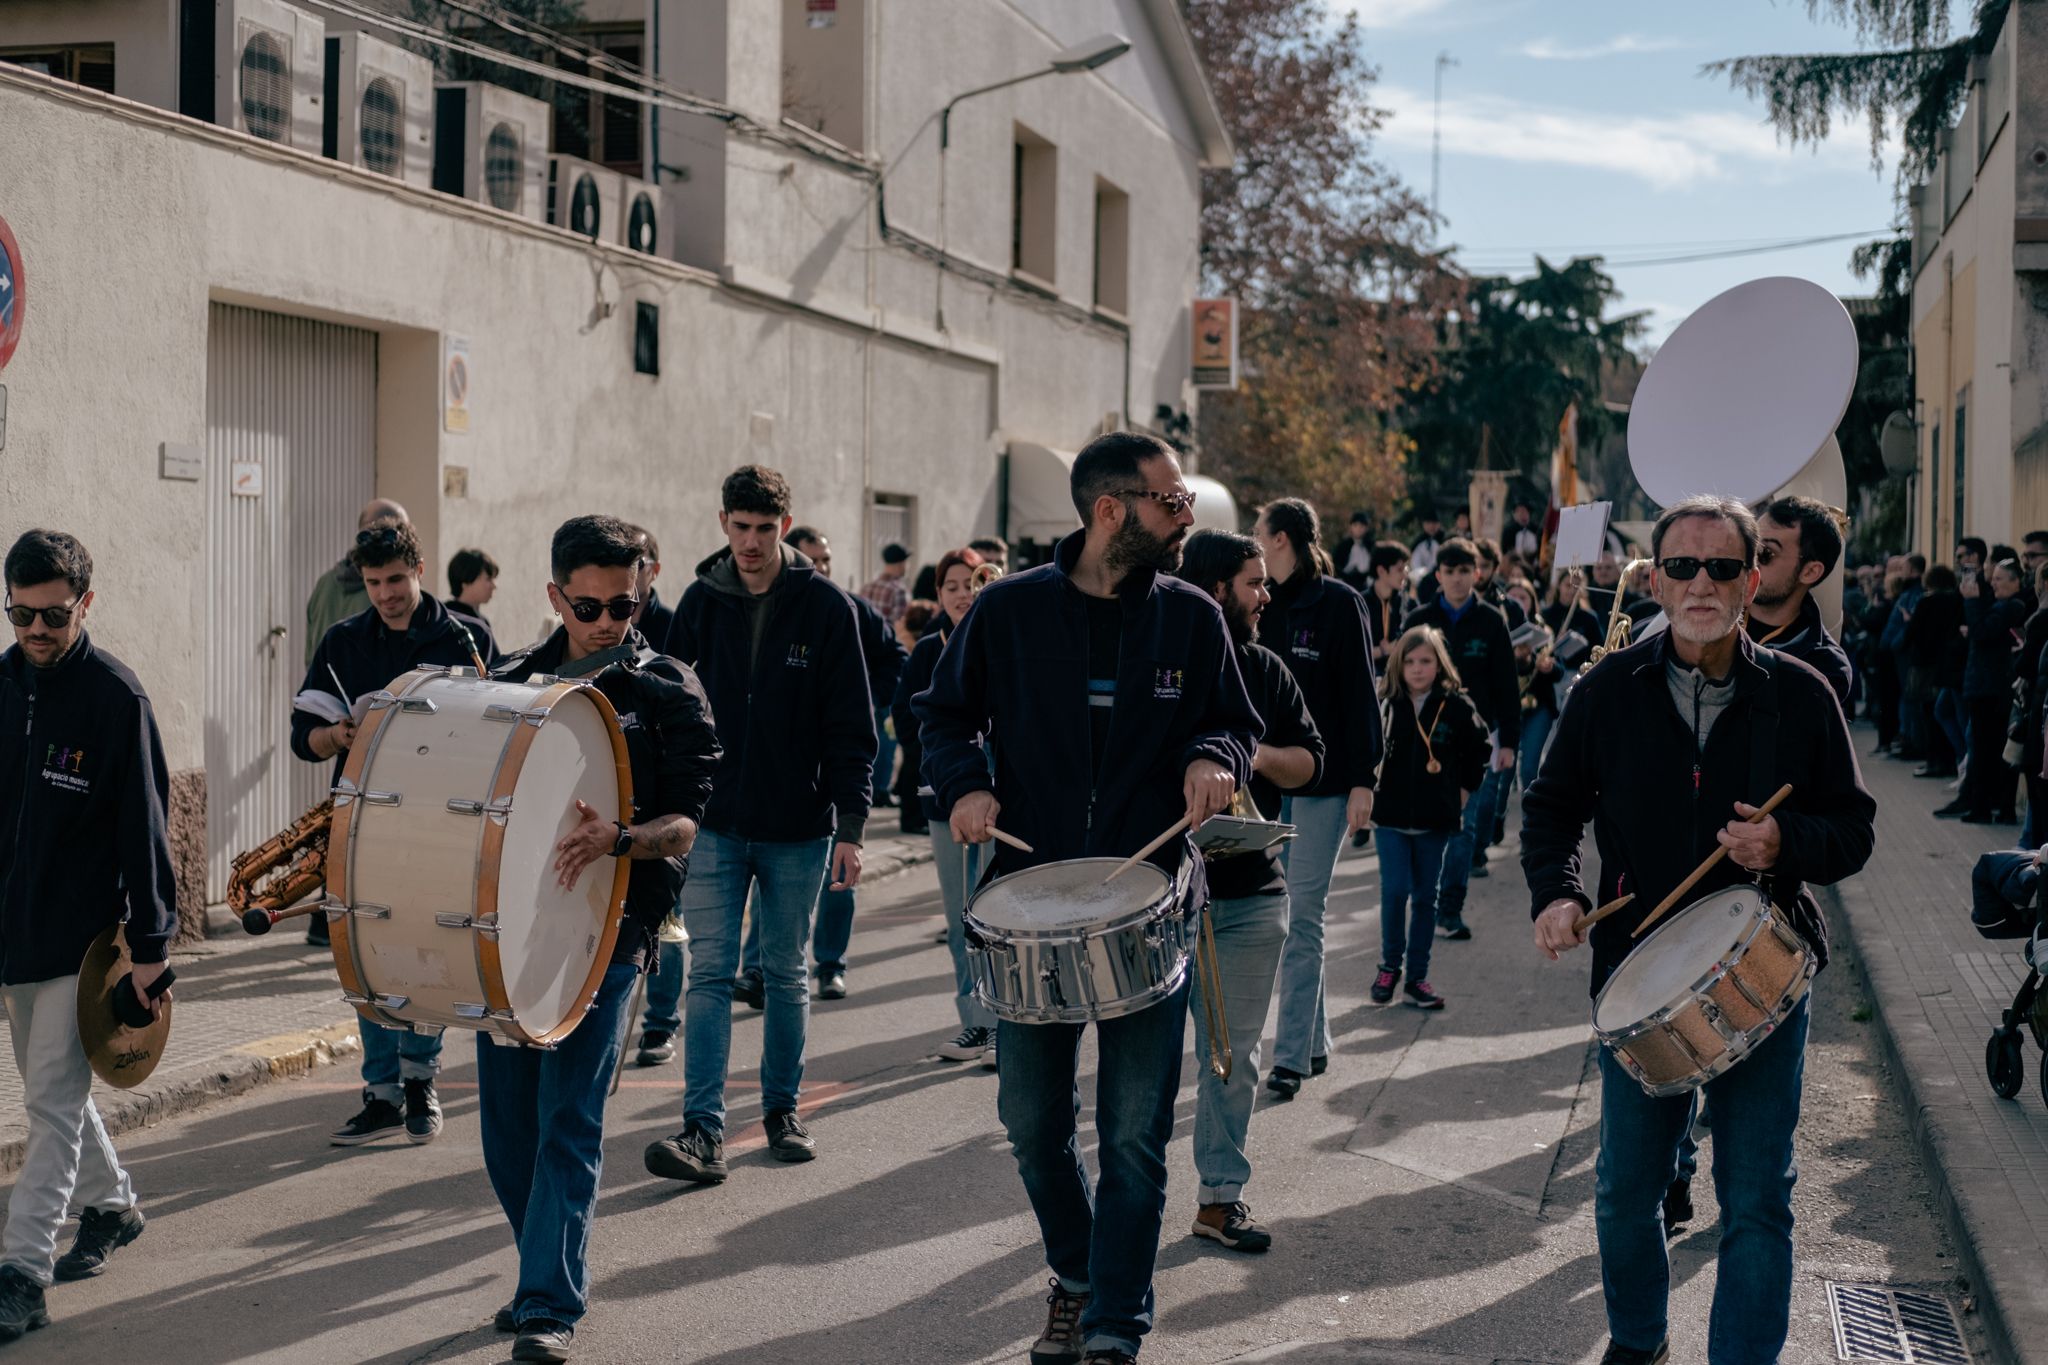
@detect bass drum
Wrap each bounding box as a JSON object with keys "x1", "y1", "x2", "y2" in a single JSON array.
[{"x1": 327, "y1": 666, "x2": 633, "y2": 1046}]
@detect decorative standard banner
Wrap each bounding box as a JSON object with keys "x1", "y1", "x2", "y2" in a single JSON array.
[{"x1": 1192, "y1": 298, "x2": 1237, "y2": 390}]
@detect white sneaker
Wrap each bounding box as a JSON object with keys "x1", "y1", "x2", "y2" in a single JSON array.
[{"x1": 938, "y1": 1025, "x2": 994, "y2": 1061}]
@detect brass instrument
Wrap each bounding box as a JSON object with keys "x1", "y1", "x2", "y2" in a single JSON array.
[
  {"x1": 226, "y1": 799, "x2": 334, "y2": 935},
  {"x1": 1584, "y1": 557, "x2": 1652, "y2": 670},
  {"x1": 969, "y1": 561, "x2": 1004, "y2": 593}
]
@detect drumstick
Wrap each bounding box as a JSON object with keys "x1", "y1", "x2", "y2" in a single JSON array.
[
  {"x1": 326, "y1": 664, "x2": 352, "y2": 707},
  {"x1": 1572, "y1": 893, "x2": 1634, "y2": 935},
  {"x1": 988, "y1": 826, "x2": 1034, "y2": 854},
  {"x1": 1630, "y1": 783, "x2": 1794, "y2": 939},
  {"x1": 1103, "y1": 815, "x2": 1192, "y2": 885}
]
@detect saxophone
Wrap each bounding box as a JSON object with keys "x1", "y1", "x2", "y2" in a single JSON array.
[{"x1": 226, "y1": 799, "x2": 334, "y2": 935}]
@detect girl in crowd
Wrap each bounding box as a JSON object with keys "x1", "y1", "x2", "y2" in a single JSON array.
[
  {"x1": 1253, "y1": 499, "x2": 1384, "y2": 1097},
  {"x1": 1371, "y1": 625, "x2": 1490, "y2": 1009},
  {"x1": 891, "y1": 549, "x2": 998, "y2": 1066}
]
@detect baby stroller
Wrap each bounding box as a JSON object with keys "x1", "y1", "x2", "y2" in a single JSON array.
[{"x1": 1970, "y1": 849, "x2": 2047, "y2": 1103}]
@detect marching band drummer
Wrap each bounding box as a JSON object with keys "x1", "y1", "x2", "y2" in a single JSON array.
[
  {"x1": 915, "y1": 432, "x2": 1260, "y2": 1365},
  {"x1": 1523, "y1": 496, "x2": 1874, "y2": 1365},
  {"x1": 290, "y1": 518, "x2": 497, "y2": 1148},
  {"x1": 0, "y1": 531, "x2": 177, "y2": 1342},
  {"x1": 481, "y1": 515, "x2": 720, "y2": 1364}
]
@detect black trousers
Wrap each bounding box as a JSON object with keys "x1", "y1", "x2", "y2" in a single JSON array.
[{"x1": 1964, "y1": 694, "x2": 2017, "y2": 816}]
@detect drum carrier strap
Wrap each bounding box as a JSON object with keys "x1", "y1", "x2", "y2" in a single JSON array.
[{"x1": 1746, "y1": 647, "x2": 1784, "y2": 906}]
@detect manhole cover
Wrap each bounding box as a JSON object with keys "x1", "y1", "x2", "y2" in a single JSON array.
[{"x1": 1826, "y1": 1282, "x2": 1970, "y2": 1363}]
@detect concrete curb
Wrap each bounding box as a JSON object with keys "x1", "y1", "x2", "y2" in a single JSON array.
[
  {"x1": 0, "y1": 1023, "x2": 363, "y2": 1177},
  {"x1": 14, "y1": 844, "x2": 940, "y2": 1176},
  {"x1": 1821, "y1": 880, "x2": 2043, "y2": 1365}
]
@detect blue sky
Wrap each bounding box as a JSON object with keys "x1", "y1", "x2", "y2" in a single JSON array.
[{"x1": 1345, "y1": 0, "x2": 1960, "y2": 343}]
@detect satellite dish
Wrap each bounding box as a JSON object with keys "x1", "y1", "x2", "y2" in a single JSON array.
[
  {"x1": 1628, "y1": 278, "x2": 1858, "y2": 508},
  {"x1": 1880, "y1": 410, "x2": 1918, "y2": 476}
]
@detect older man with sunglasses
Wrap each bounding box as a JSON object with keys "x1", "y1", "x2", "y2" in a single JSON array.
[
  {"x1": 292, "y1": 517, "x2": 498, "y2": 1148},
  {"x1": 1521, "y1": 495, "x2": 1875, "y2": 1365}
]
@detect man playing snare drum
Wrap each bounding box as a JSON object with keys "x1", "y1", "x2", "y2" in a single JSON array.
[
  {"x1": 915, "y1": 431, "x2": 1261, "y2": 1365},
  {"x1": 1522, "y1": 495, "x2": 1875, "y2": 1365}
]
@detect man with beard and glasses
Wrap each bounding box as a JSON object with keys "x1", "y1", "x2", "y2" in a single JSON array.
[
  {"x1": 304, "y1": 498, "x2": 407, "y2": 666},
  {"x1": 1745, "y1": 496, "x2": 1852, "y2": 709},
  {"x1": 1173, "y1": 530, "x2": 1324, "y2": 1254},
  {"x1": 1523, "y1": 495, "x2": 1874, "y2": 1365},
  {"x1": 915, "y1": 431, "x2": 1261, "y2": 1365}
]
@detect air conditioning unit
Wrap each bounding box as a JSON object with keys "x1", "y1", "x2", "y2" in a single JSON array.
[
  {"x1": 432, "y1": 82, "x2": 550, "y2": 222},
  {"x1": 181, "y1": 0, "x2": 325, "y2": 150},
  {"x1": 618, "y1": 175, "x2": 665, "y2": 256},
  {"x1": 323, "y1": 31, "x2": 432, "y2": 184},
  {"x1": 547, "y1": 155, "x2": 622, "y2": 242}
]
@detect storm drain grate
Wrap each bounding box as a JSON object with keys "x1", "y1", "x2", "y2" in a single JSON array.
[{"x1": 1826, "y1": 1282, "x2": 1970, "y2": 1363}]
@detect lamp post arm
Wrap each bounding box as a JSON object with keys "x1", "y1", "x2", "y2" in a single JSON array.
[{"x1": 939, "y1": 68, "x2": 1059, "y2": 150}]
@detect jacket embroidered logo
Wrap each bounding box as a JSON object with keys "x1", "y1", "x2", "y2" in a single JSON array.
[
  {"x1": 785, "y1": 644, "x2": 810, "y2": 669},
  {"x1": 1153, "y1": 667, "x2": 1185, "y2": 700}
]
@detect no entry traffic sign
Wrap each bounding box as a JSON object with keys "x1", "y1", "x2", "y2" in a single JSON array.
[{"x1": 0, "y1": 213, "x2": 23, "y2": 372}]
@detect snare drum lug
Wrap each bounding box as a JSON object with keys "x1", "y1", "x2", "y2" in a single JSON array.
[
  {"x1": 349, "y1": 903, "x2": 392, "y2": 920},
  {"x1": 410, "y1": 1023, "x2": 444, "y2": 1037},
  {"x1": 433, "y1": 911, "x2": 501, "y2": 939},
  {"x1": 359, "y1": 790, "x2": 402, "y2": 807},
  {"x1": 1729, "y1": 971, "x2": 1770, "y2": 1012},
  {"x1": 363, "y1": 690, "x2": 400, "y2": 711},
  {"x1": 344, "y1": 991, "x2": 409, "y2": 1010},
  {"x1": 396, "y1": 697, "x2": 440, "y2": 714},
  {"x1": 453, "y1": 1003, "x2": 516, "y2": 1021},
  {"x1": 483, "y1": 704, "x2": 549, "y2": 725}
]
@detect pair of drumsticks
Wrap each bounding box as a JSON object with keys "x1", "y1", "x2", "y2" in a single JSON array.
[
  {"x1": 1573, "y1": 783, "x2": 1794, "y2": 938},
  {"x1": 973, "y1": 815, "x2": 1187, "y2": 883}
]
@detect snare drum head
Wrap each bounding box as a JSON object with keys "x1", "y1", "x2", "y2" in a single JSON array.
[
  {"x1": 493, "y1": 686, "x2": 625, "y2": 1033},
  {"x1": 1594, "y1": 885, "x2": 1768, "y2": 1033},
  {"x1": 970, "y1": 858, "x2": 1168, "y2": 931}
]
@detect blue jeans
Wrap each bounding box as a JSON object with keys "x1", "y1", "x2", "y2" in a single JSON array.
[
  {"x1": 933, "y1": 823, "x2": 993, "y2": 1030},
  {"x1": 476, "y1": 961, "x2": 637, "y2": 1329},
  {"x1": 997, "y1": 982, "x2": 1189, "y2": 1357},
  {"x1": 1375, "y1": 827, "x2": 1451, "y2": 982},
  {"x1": 1934, "y1": 687, "x2": 1968, "y2": 771},
  {"x1": 1191, "y1": 892, "x2": 1289, "y2": 1203},
  {"x1": 360, "y1": 1020, "x2": 443, "y2": 1105},
  {"x1": 873, "y1": 703, "x2": 896, "y2": 801},
  {"x1": 1271, "y1": 794, "x2": 1348, "y2": 1076},
  {"x1": 739, "y1": 879, "x2": 856, "y2": 977},
  {"x1": 644, "y1": 938, "x2": 685, "y2": 1037},
  {"x1": 1439, "y1": 761, "x2": 1509, "y2": 917},
  {"x1": 1519, "y1": 707, "x2": 1556, "y2": 787},
  {"x1": 681, "y1": 828, "x2": 832, "y2": 1133},
  {"x1": 1597, "y1": 996, "x2": 1808, "y2": 1362}
]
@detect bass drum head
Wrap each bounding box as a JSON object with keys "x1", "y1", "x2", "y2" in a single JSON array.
[
  {"x1": 971, "y1": 858, "x2": 1168, "y2": 932},
  {"x1": 1594, "y1": 885, "x2": 1768, "y2": 1034},
  {"x1": 495, "y1": 687, "x2": 625, "y2": 1035}
]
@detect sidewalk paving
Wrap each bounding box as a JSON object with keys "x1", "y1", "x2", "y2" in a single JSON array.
[
  {"x1": 1827, "y1": 728, "x2": 2048, "y2": 1365},
  {"x1": 0, "y1": 813, "x2": 935, "y2": 1174}
]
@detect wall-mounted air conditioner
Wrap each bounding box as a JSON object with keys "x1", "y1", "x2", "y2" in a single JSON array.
[
  {"x1": 179, "y1": 0, "x2": 325, "y2": 150},
  {"x1": 547, "y1": 155, "x2": 622, "y2": 242},
  {"x1": 618, "y1": 174, "x2": 665, "y2": 256},
  {"x1": 323, "y1": 31, "x2": 432, "y2": 184},
  {"x1": 432, "y1": 82, "x2": 550, "y2": 222}
]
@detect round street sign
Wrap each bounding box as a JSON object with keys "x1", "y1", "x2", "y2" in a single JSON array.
[{"x1": 0, "y1": 213, "x2": 23, "y2": 372}]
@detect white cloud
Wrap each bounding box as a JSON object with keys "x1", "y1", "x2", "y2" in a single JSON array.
[
  {"x1": 1518, "y1": 34, "x2": 1683, "y2": 60},
  {"x1": 1375, "y1": 85, "x2": 1871, "y2": 191},
  {"x1": 1347, "y1": 0, "x2": 1455, "y2": 28}
]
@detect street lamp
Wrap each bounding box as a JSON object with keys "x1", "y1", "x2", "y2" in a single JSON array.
[{"x1": 939, "y1": 34, "x2": 1133, "y2": 150}]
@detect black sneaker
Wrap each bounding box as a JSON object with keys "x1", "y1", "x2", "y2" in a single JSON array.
[
  {"x1": 764, "y1": 1110, "x2": 817, "y2": 1163},
  {"x1": 305, "y1": 917, "x2": 331, "y2": 948},
  {"x1": 330, "y1": 1090, "x2": 404, "y2": 1146},
  {"x1": 1029, "y1": 1278, "x2": 1088, "y2": 1365},
  {"x1": 644, "y1": 1123, "x2": 727, "y2": 1184},
  {"x1": 1310, "y1": 1053, "x2": 1329, "y2": 1076},
  {"x1": 512, "y1": 1318, "x2": 575, "y2": 1362},
  {"x1": 1082, "y1": 1352, "x2": 1136, "y2": 1365},
  {"x1": 1663, "y1": 1176, "x2": 1694, "y2": 1230},
  {"x1": 494, "y1": 1301, "x2": 517, "y2": 1332},
  {"x1": 1437, "y1": 914, "x2": 1472, "y2": 941},
  {"x1": 402, "y1": 1078, "x2": 443, "y2": 1145},
  {"x1": 816, "y1": 966, "x2": 848, "y2": 1000},
  {"x1": 1192, "y1": 1200, "x2": 1272, "y2": 1252},
  {"x1": 0, "y1": 1266, "x2": 47, "y2": 1343},
  {"x1": 938, "y1": 1025, "x2": 995, "y2": 1061},
  {"x1": 53, "y1": 1206, "x2": 144, "y2": 1280},
  {"x1": 1370, "y1": 965, "x2": 1400, "y2": 1005},
  {"x1": 733, "y1": 968, "x2": 765, "y2": 1010},
  {"x1": 1598, "y1": 1341, "x2": 1669, "y2": 1365},
  {"x1": 1404, "y1": 980, "x2": 1446, "y2": 1010},
  {"x1": 636, "y1": 1030, "x2": 675, "y2": 1066},
  {"x1": 1264, "y1": 1067, "x2": 1305, "y2": 1100}
]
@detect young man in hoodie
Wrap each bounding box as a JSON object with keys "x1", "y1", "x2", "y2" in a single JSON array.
[
  {"x1": 643, "y1": 466, "x2": 874, "y2": 1179},
  {"x1": 0, "y1": 530, "x2": 177, "y2": 1341},
  {"x1": 303, "y1": 497, "x2": 407, "y2": 666},
  {"x1": 292, "y1": 518, "x2": 497, "y2": 1147},
  {"x1": 1746, "y1": 496, "x2": 1852, "y2": 710}
]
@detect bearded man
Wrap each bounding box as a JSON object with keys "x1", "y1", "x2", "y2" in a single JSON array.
[
  {"x1": 1745, "y1": 495, "x2": 1852, "y2": 708},
  {"x1": 1521, "y1": 495, "x2": 1875, "y2": 1365},
  {"x1": 914, "y1": 430, "x2": 1261, "y2": 1365}
]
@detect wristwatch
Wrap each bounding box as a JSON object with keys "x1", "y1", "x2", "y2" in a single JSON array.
[{"x1": 611, "y1": 822, "x2": 634, "y2": 858}]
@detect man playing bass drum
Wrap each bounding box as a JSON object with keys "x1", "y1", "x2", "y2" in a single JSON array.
[{"x1": 1522, "y1": 495, "x2": 1875, "y2": 1365}]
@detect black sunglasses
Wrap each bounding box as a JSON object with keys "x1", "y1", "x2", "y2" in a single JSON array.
[
  {"x1": 558, "y1": 591, "x2": 639, "y2": 623},
  {"x1": 1657, "y1": 557, "x2": 1748, "y2": 583},
  {"x1": 5, "y1": 599, "x2": 81, "y2": 629}
]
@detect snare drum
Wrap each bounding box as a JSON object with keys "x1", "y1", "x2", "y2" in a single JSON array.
[
  {"x1": 964, "y1": 857, "x2": 1196, "y2": 1024},
  {"x1": 1593, "y1": 885, "x2": 1815, "y2": 1096},
  {"x1": 326, "y1": 666, "x2": 633, "y2": 1046}
]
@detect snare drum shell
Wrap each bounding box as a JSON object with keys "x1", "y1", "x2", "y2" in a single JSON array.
[{"x1": 327, "y1": 669, "x2": 632, "y2": 1045}]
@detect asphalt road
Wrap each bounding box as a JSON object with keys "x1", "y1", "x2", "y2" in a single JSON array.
[{"x1": 1, "y1": 815, "x2": 1981, "y2": 1364}]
